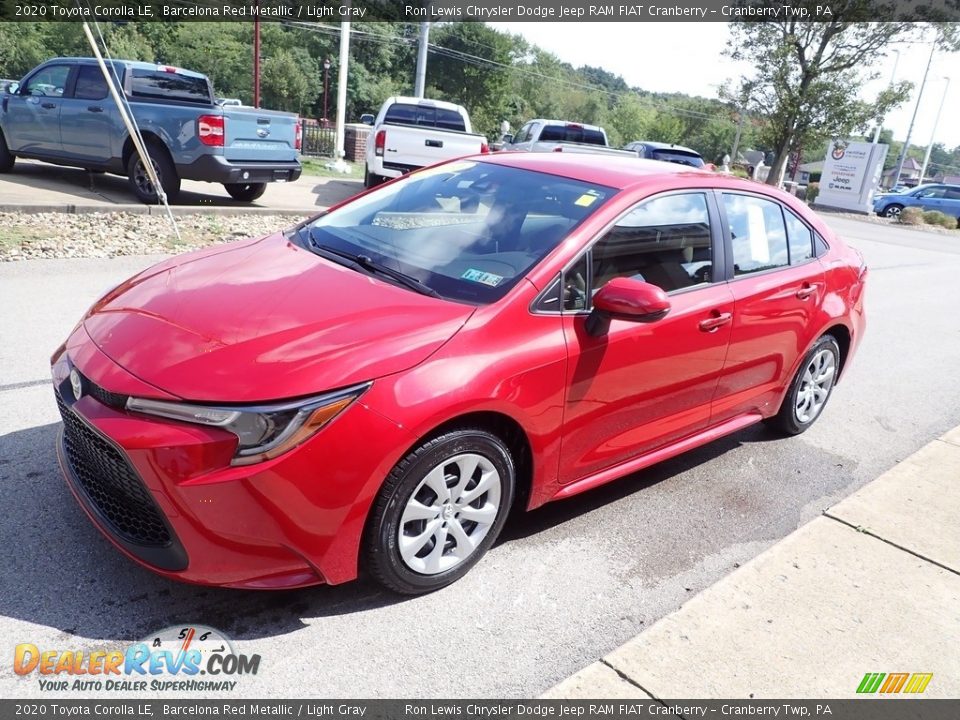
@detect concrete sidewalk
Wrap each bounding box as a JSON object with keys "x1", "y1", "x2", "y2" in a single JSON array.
[{"x1": 544, "y1": 426, "x2": 960, "y2": 699}]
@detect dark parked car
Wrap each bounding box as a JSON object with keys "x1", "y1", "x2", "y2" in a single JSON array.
[{"x1": 626, "y1": 140, "x2": 705, "y2": 168}]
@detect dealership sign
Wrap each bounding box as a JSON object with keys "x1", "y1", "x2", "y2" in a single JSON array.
[{"x1": 815, "y1": 139, "x2": 888, "y2": 213}]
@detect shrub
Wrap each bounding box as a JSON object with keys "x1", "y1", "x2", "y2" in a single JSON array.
[
  {"x1": 899, "y1": 207, "x2": 924, "y2": 225},
  {"x1": 806, "y1": 182, "x2": 819, "y2": 204},
  {"x1": 939, "y1": 214, "x2": 959, "y2": 230},
  {"x1": 922, "y1": 210, "x2": 947, "y2": 225}
]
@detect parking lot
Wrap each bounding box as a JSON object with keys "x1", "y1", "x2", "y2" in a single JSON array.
[
  {"x1": 1, "y1": 214, "x2": 959, "y2": 698},
  {"x1": 0, "y1": 158, "x2": 360, "y2": 212}
]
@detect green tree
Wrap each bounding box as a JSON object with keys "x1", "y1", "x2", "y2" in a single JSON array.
[
  {"x1": 724, "y1": 2, "x2": 942, "y2": 185},
  {"x1": 260, "y1": 48, "x2": 320, "y2": 114}
]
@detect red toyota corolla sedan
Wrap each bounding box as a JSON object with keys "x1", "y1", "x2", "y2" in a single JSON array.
[{"x1": 51, "y1": 154, "x2": 866, "y2": 594}]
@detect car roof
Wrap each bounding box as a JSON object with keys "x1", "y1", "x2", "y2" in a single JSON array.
[
  {"x1": 45, "y1": 57, "x2": 207, "y2": 79},
  {"x1": 526, "y1": 119, "x2": 605, "y2": 132},
  {"x1": 386, "y1": 96, "x2": 465, "y2": 112},
  {"x1": 475, "y1": 152, "x2": 741, "y2": 191}
]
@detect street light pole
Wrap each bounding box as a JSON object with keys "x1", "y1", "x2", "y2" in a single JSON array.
[
  {"x1": 253, "y1": 15, "x2": 260, "y2": 108},
  {"x1": 919, "y1": 76, "x2": 950, "y2": 183},
  {"x1": 872, "y1": 48, "x2": 900, "y2": 144},
  {"x1": 322, "y1": 58, "x2": 331, "y2": 128},
  {"x1": 891, "y1": 42, "x2": 935, "y2": 187}
]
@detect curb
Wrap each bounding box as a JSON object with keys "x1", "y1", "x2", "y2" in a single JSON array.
[{"x1": 0, "y1": 204, "x2": 318, "y2": 217}]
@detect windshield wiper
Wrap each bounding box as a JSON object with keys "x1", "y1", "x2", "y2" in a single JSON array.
[{"x1": 306, "y1": 229, "x2": 442, "y2": 299}]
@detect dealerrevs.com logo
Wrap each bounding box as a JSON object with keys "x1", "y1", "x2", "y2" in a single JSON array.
[{"x1": 14, "y1": 625, "x2": 260, "y2": 692}]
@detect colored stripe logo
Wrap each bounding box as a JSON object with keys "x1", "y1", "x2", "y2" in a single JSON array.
[{"x1": 857, "y1": 672, "x2": 932, "y2": 694}]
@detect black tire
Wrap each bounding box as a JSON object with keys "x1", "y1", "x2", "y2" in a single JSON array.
[
  {"x1": 365, "y1": 428, "x2": 516, "y2": 595},
  {"x1": 126, "y1": 141, "x2": 180, "y2": 204},
  {"x1": 0, "y1": 130, "x2": 15, "y2": 173},
  {"x1": 883, "y1": 203, "x2": 904, "y2": 219},
  {"x1": 363, "y1": 165, "x2": 382, "y2": 189},
  {"x1": 223, "y1": 182, "x2": 267, "y2": 202},
  {"x1": 765, "y1": 334, "x2": 841, "y2": 436}
]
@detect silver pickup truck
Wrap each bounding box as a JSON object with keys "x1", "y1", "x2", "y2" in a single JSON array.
[
  {"x1": 0, "y1": 58, "x2": 301, "y2": 203},
  {"x1": 501, "y1": 120, "x2": 636, "y2": 158}
]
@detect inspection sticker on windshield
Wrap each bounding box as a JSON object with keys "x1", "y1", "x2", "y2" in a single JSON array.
[
  {"x1": 574, "y1": 190, "x2": 602, "y2": 207},
  {"x1": 461, "y1": 269, "x2": 504, "y2": 287}
]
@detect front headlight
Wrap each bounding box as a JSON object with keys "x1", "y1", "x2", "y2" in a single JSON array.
[{"x1": 126, "y1": 383, "x2": 371, "y2": 466}]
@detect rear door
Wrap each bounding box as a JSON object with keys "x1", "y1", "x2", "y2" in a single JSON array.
[
  {"x1": 222, "y1": 107, "x2": 298, "y2": 164},
  {"x1": 3, "y1": 63, "x2": 72, "y2": 154},
  {"x1": 710, "y1": 192, "x2": 826, "y2": 422},
  {"x1": 558, "y1": 190, "x2": 735, "y2": 483},
  {"x1": 58, "y1": 64, "x2": 115, "y2": 162}
]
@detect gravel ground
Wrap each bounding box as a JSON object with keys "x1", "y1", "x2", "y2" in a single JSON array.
[{"x1": 0, "y1": 212, "x2": 309, "y2": 262}]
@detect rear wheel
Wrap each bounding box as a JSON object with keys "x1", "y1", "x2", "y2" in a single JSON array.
[
  {"x1": 766, "y1": 335, "x2": 840, "y2": 436},
  {"x1": 365, "y1": 428, "x2": 515, "y2": 595},
  {"x1": 0, "y1": 131, "x2": 15, "y2": 173},
  {"x1": 363, "y1": 165, "x2": 383, "y2": 189},
  {"x1": 223, "y1": 182, "x2": 267, "y2": 202},
  {"x1": 883, "y1": 203, "x2": 904, "y2": 219},
  {"x1": 127, "y1": 141, "x2": 180, "y2": 204}
]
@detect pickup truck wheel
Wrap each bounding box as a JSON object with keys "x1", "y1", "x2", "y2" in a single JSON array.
[
  {"x1": 223, "y1": 182, "x2": 267, "y2": 202},
  {"x1": 127, "y1": 142, "x2": 180, "y2": 204},
  {"x1": 0, "y1": 131, "x2": 15, "y2": 173}
]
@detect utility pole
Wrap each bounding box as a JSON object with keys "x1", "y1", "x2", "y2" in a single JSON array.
[
  {"x1": 872, "y1": 49, "x2": 900, "y2": 144},
  {"x1": 919, "y1": 76, "x2": 950, "y2": 183},
  {"x1": 333, "y1": 19, "x2": 351, "y2": 173},
  {"x1": 414, "y1": 19, "x2": 430, "y2": 98},
  {"x1": 253, "y1": 15, "x2": 260, "y2": 108},
  {"x1": 730, "y1": 109, "x2": 745, "y2": 165},
  {"x1": 891, "y1": 42, "x2": 935, "y2": 187}
]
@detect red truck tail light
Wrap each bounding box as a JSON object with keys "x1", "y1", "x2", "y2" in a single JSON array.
[
  {"x1": 553, "y1": 146, "x2": 564, "y2": 152},
  {"x1": 374, "y1": 129, "x2": 386, "y2": 157},
  {"x1": 198, "y1": 115, "x2": 225, "y2": 147},
  {"x1": 295, "y1": 117, "x2": 302, "y2": 151},
  {"x1": 480, "y1": 142, "x2": 490, "y2": 154}
]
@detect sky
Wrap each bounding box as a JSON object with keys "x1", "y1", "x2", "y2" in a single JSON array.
[{"x1": 494, "y1": 22, "x2": 960, "y2": 153}]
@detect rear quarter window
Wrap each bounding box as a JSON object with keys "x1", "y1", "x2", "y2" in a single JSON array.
[{"x1": 129, "y1": 69, "x2": 211, "y2": 104}]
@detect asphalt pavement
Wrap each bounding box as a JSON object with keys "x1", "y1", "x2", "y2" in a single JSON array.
[{"x1": 1, "y1": 215, "x2": 959, "y2": 698}]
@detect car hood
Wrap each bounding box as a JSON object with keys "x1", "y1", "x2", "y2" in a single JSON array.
[{"x1": 83, "y1": 233, "x2": 475, "y2": 402}]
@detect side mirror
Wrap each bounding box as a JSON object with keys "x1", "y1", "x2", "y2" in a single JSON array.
[
  {"x1": 586, "y1": 278, "x2": 670, "y2": 336},
  {"x1": 501, "y1": 133, "x2": 514, "y2": 145},
  {"x1": 6, "y1": 82, "x2": 19, "y2": 95},
  {"x1": 359, "y1": 113, "x2": 375, "y2": 126}
]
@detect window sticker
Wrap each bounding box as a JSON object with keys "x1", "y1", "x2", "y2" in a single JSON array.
[
  {"x1": 461, "y1": 268, "x2": 504, "y2": 287},
  {"x1": 574, "y1": 190, "x2": 602, "y2": 207}
]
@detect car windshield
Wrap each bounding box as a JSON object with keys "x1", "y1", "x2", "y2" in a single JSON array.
[{"x1": 305, "y1": 161, "x2": 616, "y2": 304}]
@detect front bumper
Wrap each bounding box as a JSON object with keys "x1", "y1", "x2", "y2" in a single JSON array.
[
  {"x1": 178, "y1": 154, "x2": 303, "y2": 185},
  {"x1": 51, "y1": 336, "x2": 413, "y2": 589}
]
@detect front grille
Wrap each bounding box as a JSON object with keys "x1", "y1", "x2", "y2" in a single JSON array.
[
  {"x1": 75, "y1": 371, "x2": 128, "y2": 410},
  {"x1": 56, "y1": 392, "x2": 171, "y2": 547}
]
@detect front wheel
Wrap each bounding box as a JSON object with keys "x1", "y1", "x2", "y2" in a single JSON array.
[
  {"x1": 365, "y1": 428, "x2": 515, "y2": 595},
  {"x1": 766, "y1": 335, "x2": 840, "y2": 436},
  {"x1": 0, "y1": 131, "x2": 15, "y2": 173},
  {"x1": 883, "y1": 203, "x2": 904, "y2": 219},
  {"x1": 223, "y1": 182, "x2": 267, "y2": 202}
]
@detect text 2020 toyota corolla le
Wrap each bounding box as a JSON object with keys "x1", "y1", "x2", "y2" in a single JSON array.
[{"x1": 51, "y1": 154, "x2": 867, "y2": 594}]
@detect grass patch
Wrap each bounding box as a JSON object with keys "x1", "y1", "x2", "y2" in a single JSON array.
[
  {"x1": 299, "y1": 157, "x2": 358, "y2": 179},
  {"x1": 0, "y1": 225, "x2": 48, "y2": 248}
]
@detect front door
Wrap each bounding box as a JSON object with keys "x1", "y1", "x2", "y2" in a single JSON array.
[
  {"x1": 3, "y1": 63, "x2": 72, "y2": 155},
  {"x1": 559, "y1": 191, "x2": 735, "y2": 484}
]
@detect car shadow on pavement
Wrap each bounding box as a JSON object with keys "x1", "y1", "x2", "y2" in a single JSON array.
[
  {"x1": 500, "y1": 423, "x2": 776, "y2": 543},
  {"x1": 306, "y1": 177, "x2": 363, "y2": 207},
  {"x1": 0, "y1": 422, "x2": 400, "y2": 643}
]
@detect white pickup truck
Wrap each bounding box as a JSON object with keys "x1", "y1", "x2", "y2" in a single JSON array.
[
  {"x1": 362, "y1": 97, "x2": 489, "y2": 188},
  {"x1": 501, "y1": 119, "x2": 636, "y2": 158}
]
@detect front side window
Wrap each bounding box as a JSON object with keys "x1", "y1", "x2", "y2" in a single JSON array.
[
  {"x1": 723, "y1": 194, "x2": 789, "y2": 276},
  {"x1": 914, "y1": 186, "x2": 945, "y2": 199},
  {"x1": 23, "y1": 65, "x2": 70, "y2": 97},
  {"x1": 306, "y1": 161, "x2": 616, "y2": 304},
  {"x1": 591, "y1": 193, "x2": 713, "y2": 294}
]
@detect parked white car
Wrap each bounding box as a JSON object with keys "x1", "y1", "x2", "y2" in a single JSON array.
[{"x1": 361, "y1": 97, "x2": 489, "y2": 188}]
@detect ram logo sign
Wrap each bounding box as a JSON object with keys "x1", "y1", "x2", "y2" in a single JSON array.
[{"x1": 856, "y1": 672, "x2": 933, "y2": 694}]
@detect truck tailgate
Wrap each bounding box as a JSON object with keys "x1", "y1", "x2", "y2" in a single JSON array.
[
  {"x1": 222, "y1": 107, "x2": 298, "y2": 163},
  {"x1": 382, "y1": 124, "x2": 485, "y2": 170}
]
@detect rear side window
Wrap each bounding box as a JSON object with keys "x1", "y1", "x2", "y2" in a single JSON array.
[
  {"x1": 74, "y1": 65, "x2": 108, "y2": 101},
  {"x1": 384, "y1": 103, "x2": 466, "y2": 131},
  {"x1": 784, "y1": 208, "x2": 814, "y2": 264},
  {"x1": 539, "y1": 125, "x2": 606, "y2": 145},
  {"x1": 723, "y1": 194, "x2": 789, "y2": 276},
  {"x1": 944, "y1": 187, "x2": 960, "y2": 200},
  {"x1": 129, "y1": 68, "x2": 211, "y2": 104}
]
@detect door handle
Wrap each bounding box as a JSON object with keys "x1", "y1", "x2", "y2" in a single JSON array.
[
  {"x1": 796, "y1": 283, "x2": 818, "y2": 300},
  {"x1": 41, "y1": 102, "x2": 57, "y2": 109},
  {"x1": 699, "y1": 311, "x2": 732, "y2": 332},
  {"x1": 87, "y1": 105, "x2": 103, "y2": 113}
]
